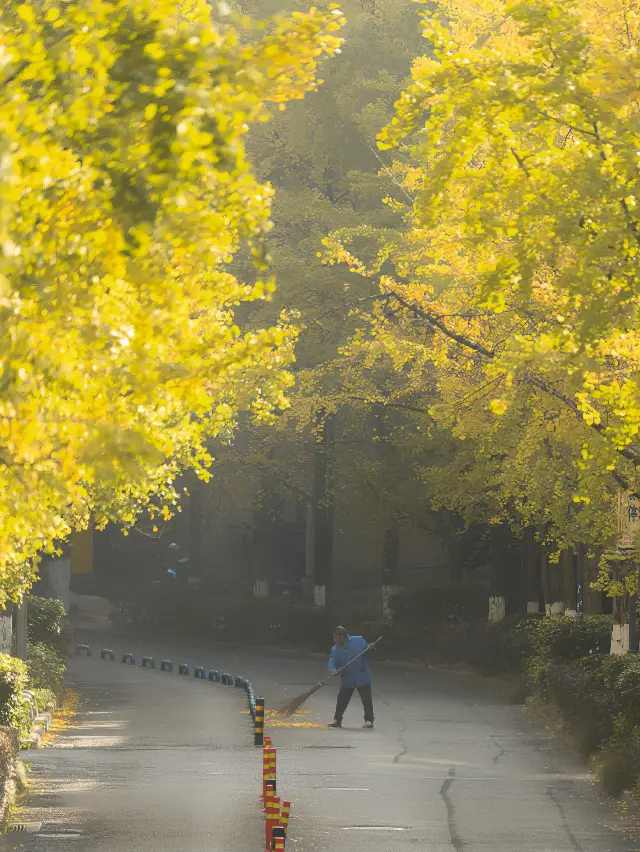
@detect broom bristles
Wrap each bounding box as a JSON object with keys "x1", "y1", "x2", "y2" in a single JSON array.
[{"x1": 277, "y1": 683, "x2": 322, "y2": 717}]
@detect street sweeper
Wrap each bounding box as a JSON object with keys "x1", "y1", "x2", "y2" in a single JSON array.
[
  {"x1": 277, "y1": 630, "x2": 382, "y2": 718},
  {"x1": 327, "y1": 626, "x2": 376, "y2": 729}
]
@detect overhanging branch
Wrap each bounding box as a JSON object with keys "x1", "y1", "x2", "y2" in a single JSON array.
[
  {"x1": 383, "y1": 286, "x2": 496, "y2": 359},
  {"x1": 381, "y1": 281, "x2": 640, "y2": 473}
]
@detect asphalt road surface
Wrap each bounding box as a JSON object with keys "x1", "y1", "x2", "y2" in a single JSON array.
[{"x1": 4, "y1": 631, "x2": 640, "y2": 852}]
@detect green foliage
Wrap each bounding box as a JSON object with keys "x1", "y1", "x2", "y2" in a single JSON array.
[
  {"x1": 598, "y1": 746, "x2": 635, "y2": 797},
  {"x1": 134, "y1": 589, "x2": 335, "y2": 648},
  {"x1": 390, "y1": 583, "x2": 489, "y2": 625},
  {"x1": 27, "y1": 641, "x2": 66, "y2": 697},
  {"x1": 522, "y1": 642, "x2": 640, "y2": 794},
  {"x1": 361, "y1": 615, "x2": 535, "y2": 676},
  {"x1": 0, "y1": 654, "x2": 30, "y2": 739},
  {"x1": 28, "y1": 596, "x2": 71, "y2": 656},
  {"x1": 0, "y1": 727, "x2": 17, "y2": 789},
  {"x1": 32, "y1": 688, "x2": 57, "y2": 713},
  {"x1": 527, "y1": 615, "x2": 612, "y2": 663},
  {"x1": 593, "y1": 550, "x2": 639, "y2": 598}
]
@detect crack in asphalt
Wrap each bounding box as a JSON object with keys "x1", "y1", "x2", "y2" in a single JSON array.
[
  {"x1": 491, "y1": 735, "x2": 507, "y2": 765},
  {"x1": 547, "y1": 785, "x2": 582, "y2": 851},
  {"x1": 440, "y1": 768, "x2": 465, "y2": 851},
  {"x1": 392, "y1": 721, "x2": 408, "y2": 764}
]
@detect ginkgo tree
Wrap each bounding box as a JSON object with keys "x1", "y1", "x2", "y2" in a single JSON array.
[
  {"x1": 0, "y1": 0, "x2": 344, "y2": 603},
  {"x1": 374, "y1": 0, "x2": 640, "y2": 469},
  {"x1": 317, "y1": 0, "x2": 640, "y2": 594}
]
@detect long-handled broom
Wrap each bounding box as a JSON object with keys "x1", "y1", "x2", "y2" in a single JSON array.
[{"x1": 277, "y1": 636, "x2": 383, "y2": 717}]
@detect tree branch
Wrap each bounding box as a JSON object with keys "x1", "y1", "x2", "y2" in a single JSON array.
[
  {"x1": 383, "y1": 286, "x2": 497, "y2": 359},
  {"x1": 0, "y1": 31, "x2": 72, "y2": 90},
  {"x1": 382, "y1": 280, "x2": 640, "y2": 474},
  {"x1": 526, "y1": 374, "x2": 640, "y2": 472}
]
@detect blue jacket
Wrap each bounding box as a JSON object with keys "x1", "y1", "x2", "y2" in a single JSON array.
[{"x1": 328, "y1": 635, "x2": 372, "y2": 688}]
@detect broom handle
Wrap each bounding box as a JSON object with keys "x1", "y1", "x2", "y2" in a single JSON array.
[{"x1": 322, "y1": 635, "x2": 384, "y2": 686}]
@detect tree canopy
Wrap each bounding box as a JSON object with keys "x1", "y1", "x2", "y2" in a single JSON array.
[
  {"x1": 5, "y1": 0, "x2": 640, "y2": 605},
  {"x1": 0, "y1": 0, "x2": 344, "y2": 602},
  {"x1": 314, "y1": 0, "x2": 640, "y2": 560}
]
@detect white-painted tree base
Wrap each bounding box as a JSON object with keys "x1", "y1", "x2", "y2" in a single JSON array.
[
  {"x1": 253, "y1": 579, "x2": 269, "y2": 599},
  {"x1": 526, "y1": 601, "x2": 540, "y2": 614},
  {"x1": 314, "y1": 585, "x2": 326, "y2": 609},
  {"x1": 611, "y1": 623, "x2": 632, "y2": 655},
  {"x1": 545, "y1": 601, "x2": 565, "y2": 616},
  {"x1": 488, "y1": 595, "x2": 506, "y2": 622}
]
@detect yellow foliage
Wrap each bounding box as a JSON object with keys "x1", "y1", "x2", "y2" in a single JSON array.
[
  {"x1": 316, "y1": 0, "x2": 640, "y2": 548},
  {"x1": 0, "y1": 0, "x2": 344, "y2": 602}
]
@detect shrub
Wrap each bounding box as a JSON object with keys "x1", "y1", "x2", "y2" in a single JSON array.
[
  {"x1": 0, "y1": 726, "x2": 17, "y2": 791},
  {"x1": 599, "y1": 747, "x2": 635, "y2": 796},
  {"x1": 596, "y1": 654, "x2": 640, "y2": 730},
  {"x1": 360, "y1": 616, "x2": 536, "y2": 676},
  {"x1": 33, "y1": 688, "x2": 57, "y2": 713},
  {"x1": 389, "y1": 584, "x2": 489, "y2": 626},
  {"x1": 132, "y1": 589, "x2": 335, "y2": 649},
  {"x1": 0, "y1": 654, "x2": 31, "y2": 738},
  {"x1": 527, "y1": 615, "x2": 612, "y2": 662},
  {"x1": 28, "y1": 596, "x2": 72, "y2": 656},
  {"x1": 27, "y1": 642, "x2": 66, "y2": 697}
]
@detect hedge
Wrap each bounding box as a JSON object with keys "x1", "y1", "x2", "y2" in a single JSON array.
[
  {"x1": 28, "y1": 596, "x2": 72, "y2": 657},
  {"x1": 526, "y1": 615, "x2": 612, "y2": 662},
  {"x1": 0, "y1": 724, "x2": 17, "y2": 825},
  {"x1": 131, "y1": 589, "x2": 335, "y2": 648},
  {"x1": 0, "y1": 655, "x2": 31, "y2": 739},
  {"x1": 389, "y1": 584, "x2": 489, "y2": 626},
  {"x1": 27, "y1": 641, "x2": 67, "y2": 698},
  {"x1": 32, "y1": 688, "x2": 57, "y2": 713}
]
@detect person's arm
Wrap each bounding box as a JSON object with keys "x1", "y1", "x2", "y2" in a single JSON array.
[{"x1": 328, "y1": 646, "x2": 338, "y2": 676}]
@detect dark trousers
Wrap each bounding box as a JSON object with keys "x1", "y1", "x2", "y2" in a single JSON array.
[{"x1": 335, "y1": 682, "x2": 374, "y2": 723}]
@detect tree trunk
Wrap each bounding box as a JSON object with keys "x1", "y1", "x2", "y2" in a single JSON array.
[
  {"x1": 0, "y1": 607, "x2": 12, "y2": 654},
  {"x1": 15, "y1": 597, "x2": 27, "y2": 661},
  {"x1": 381, "y1": 522, "x2": 400, "y2": 622},
  {"x1": 488, "y1": 524, "x2": 520, "y2": 621},
  {"x1": 48, "y1": 555, "x2": 71, "y2": 611},
  {"x1": 312, "y1": 415, "x2": 334, "y2": 610},
  {"x1": 252, "y1": 475, "x2": 277, "y2": 599},
  {"x1": 582, "y1": 546, "x2": 604, "y2": 614},
  {"x1": 448, "y1": 532, "x2": 465, "y2": 583},
  {"x1": 610, "y1": 562, "x2": 638, "y2": 654},
  {"x1": 562, "y1": 548, "x2": 578, "y2": 615},
  {"x1": 304, "y1": 502, "x2": 315, "y2": 606},
  {"x1": 521, "y1": 528, "x2": 543, "y2": 614},
  {"x1": 541, "y1": 545, "x2": 564, "y2": 615}
]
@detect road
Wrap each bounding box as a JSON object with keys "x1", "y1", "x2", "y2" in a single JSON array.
[{"x1": 4, "y1": 630, "x2": 640, "y2": 852}]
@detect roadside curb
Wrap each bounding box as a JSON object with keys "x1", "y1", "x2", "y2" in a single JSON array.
[
  {"x1": 22, "y1": 712, "x2": 53, "y2": 750},
  {"x1": 21, "y1": 691, "x2": 57, "y2": 750}
]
